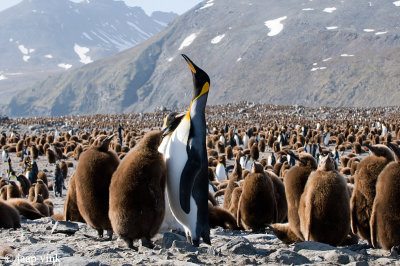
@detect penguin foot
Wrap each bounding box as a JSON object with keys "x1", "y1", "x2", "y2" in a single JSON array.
[
  {"x1": 105, "y1": 230, "x2": 113, "y2": 241},
  {"x1": 390, "y1": 246, "x2": 399, "y2": 257},
  {"x1": 192, "y1": 239, "x2": 200, "y2": 247},
  {"x1": 97, "y1": 229, "x2": 103, "y2": 238},
  {"x1": 140, "y1": 237, "x2": 155, "y2": 249},
  {"x1": 202, "y1": 233, "x2": 211, "y2": 245},
  {"x1": 121, "y1": 236, "x2": 137, "y2": 250}
]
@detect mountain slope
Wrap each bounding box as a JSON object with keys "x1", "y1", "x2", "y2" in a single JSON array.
[
  {"x1": 0, "y1": 0, "x2": 177, "y2": 104},
  {"x1": 6, "y1": 0, "x2": 400, "y2": 117}
]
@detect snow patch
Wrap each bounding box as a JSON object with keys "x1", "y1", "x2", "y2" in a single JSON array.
[
  {"x1": 178, "y1": 33, "x2": 197, "y2": 50},
  {"x1": 302, "y1": 8, "x2": 314, "y2": 11},
  {"x1": 82, "y1": 32, "x2": 93, "y2": 40},
  {"x1": 264, "y1": 16, "x2": 287, "y2": 37},
  {"x1": 44, "y1": 54, "x2": 53, "y2": 59},
  {"x1": 18, "y1": 45, "x2": 29, "y2": 55},
  {"x1": 211, "y1": 34, "x2": 225, "y2": 44},
  {"x1": 153, "y1": 19, "x2": 167, "y2": 27},
  {"x1": 127, "y1": 22, "x2": 151, "y2": 38},
  {"x1": 58, "y1": 63, "x2": 72, "y2": 70},
  {"x1": 363, "y1": 29, "x2": 375, "y2": 32},
  {"x1": 74, "y1": 44, "x2": 93, "y2": 64},
  {"x1": 200, "y1": 0, "x2": 214, "y2": 9},
  {"x1": 0, "y1": 75, "x2": 7, "y2": 81},
  {"x1": 323, "y1": 57, "x2": 332, "y2": 62},
  {"x1": 167, "y1": 57, "x2": 173, "y2": 62},
  {"x1": 326, "y1": 26, "x2": 338, "y2": 30},
  {"x1": 9, "y1": 38, "x2": 13, "y2": 42},
  {"x1": 393, "y1": 1, "x2": 400, "y2": 6},
  {"x1": 311, "y1": 67, "x2": 327, "y2": 72},
  {"x1": 375, "y1": 31, "x2": 388, "y2": 35},
  {"x1": 313, "y1": 63, "x2": 318, "y2": 66},
  {"x1": 23, "y1": 55, "x2": 31, "y2": 62},
  {"x1": 323, "y1": 7, "x2": 336, "y2": 13},
  {"x1": 341, "y1": 54, "x2": 354, "y2": 57},
  {"x1": 237, "y1": 57, "x2": 242, "y2": 62}
]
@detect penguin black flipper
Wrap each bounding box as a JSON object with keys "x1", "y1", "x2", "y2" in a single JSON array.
[{"x1": 180, "y1": 132, "x2": 202, "y2": 214}]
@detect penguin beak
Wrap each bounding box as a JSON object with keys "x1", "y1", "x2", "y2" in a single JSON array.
[{"x1": 182, "y1": 54, "x2": 197, "y2": 74}]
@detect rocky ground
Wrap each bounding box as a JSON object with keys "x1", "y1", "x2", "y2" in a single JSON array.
[{"x1": 0, "y1": 123, "x2": 399, "y2": 266}]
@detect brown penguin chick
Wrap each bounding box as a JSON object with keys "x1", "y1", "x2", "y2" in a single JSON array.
[
  {"x1": 258, "y1": 138, "x2": 266, "y2": 152},
  {"x1": 208, "y1": 202, "x2": 239, "y2": 230},
  {"x1": 1, "y1": 186, "x2": 8, "y2": 200},
  {"x1": 35, "y1": 180, "x2": 49, "y2": 200},
  {"x1": 16, "y1": 175, "x2": 31, "y2": 197},
  {"x1": 64, "y1": 174, "x2": 85, "y2": 223},
  {"x1": 30, "y1": 145, "x2": 39, "y2": 160},
  {"x1": 59, "y1": 161, "x2": 68, "y2": 180},
  {"x1": 7, "y1": 198, "x2": 44, "y2": 220},
  {"x1": 44, "y1": 199, "x2": 54, "y2": 216},
  {"x1": 237, "y1": 171, "x2": 278, "y2": 230},
  {"x1": 268, "y1": 170, "x2": 288, "y2": 223},
  {"x1": 46, "y1": 149, "x2": 56, "y2": 164},
  {"x1": 216, "y1": 141, "x2": 225, "y2": 153},
  {"x1": 228, "y1": 187, "x2": 242, "y2": 219},
  {"x1": 28, "y1": 186, "x2": 35, "y2": 202},
  {"x1": 208, "y1": 191, "x2": 218, "y2": 206},
  {"x1": 6, "y1": 181, "x2": 21, "y2": 199},
  {"x1": 299, "y1": 155, "x2": 350, "y2": 246},
  {"x1": 350, "y1": 144, "x2": 394, "y2": 243},
  {"x1": 223, "y1": 154, "x2": 242, "y2": 210},
  {"x1": 250, "y1": 143, "x2": 259, "y2": 161},
  {"x1": 37, "y1": 171, "x2": 48, "y2": 187},
  {"x1": 32, "y1": 194, "x2": 50, "y2": 217},
  {"x1": 225, "y1": 145, "x2": 233, "y2": 160},
  {"x1": 283, "y1": 152, "x2": 317, "y2": 240},
  {"x1": 75, "y1": 135, "x2": 119, "y2": 239},
  {"x1": 270, "y1": 223, "x2": 303, "y2": 244},
  {"x1": 109, "y1": 130, "x2": 166, "y2": 249},
  {"x1": 370, "y1": 143, "x2": 400, "y2": 250},
  {"x1": 0, "y1": 178, "x2": 7, "y2": 188},
  {"x1": 0, "y1": 200, "x2": 21, "y2": 229}
]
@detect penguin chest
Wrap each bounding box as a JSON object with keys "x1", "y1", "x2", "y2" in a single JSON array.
[
  {"x1": 215, "y1": 164, "x2": 226, "y2": 181},
  {"x1": 163, "y1": 119, "x2": 198, "y2": 227}
]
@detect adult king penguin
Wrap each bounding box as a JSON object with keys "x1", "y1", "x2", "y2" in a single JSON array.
[{"x1": 162, "y1": 54, "x2": 211, "y2": 247}]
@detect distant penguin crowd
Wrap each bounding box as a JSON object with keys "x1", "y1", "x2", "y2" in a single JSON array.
[{"x1": 2, "y1": 58, "x2": 400, "y2": 254}]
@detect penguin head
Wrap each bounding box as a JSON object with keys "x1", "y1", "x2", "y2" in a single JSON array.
[
  {"x1": 94, "y1": 134, "x2": 114, "y2": 152},
  {"x1": 181, "y1": 54, "x2": 210, "y2": 101},
  {"x1": 161, "y1": 112, "x2": 185, "y2": 137},
  {"x1": 364, "y1": 143, "x2": 394, "y2": 161},
  {"x1": 318, "y1": 154, "x2": 337, "y2": 171}
]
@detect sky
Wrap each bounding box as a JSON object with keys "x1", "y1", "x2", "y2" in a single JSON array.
[{"x1": 0, "y1": 0, "x2": 203, "y2": 15}]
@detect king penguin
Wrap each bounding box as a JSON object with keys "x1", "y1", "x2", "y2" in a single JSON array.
[{"x1": 162, "y1": 54, "x2": 211, "y2": 247}]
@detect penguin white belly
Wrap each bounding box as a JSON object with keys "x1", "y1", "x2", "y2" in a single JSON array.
[
  {"x1": 215, "y1": 163, "x2": 226, "y2": 181},
  {"x1": 160, "y1": 192, "x2": 185, "y2": 232},
  {"x1": 164, "y1": 119, "x2": 199, "y2": 238},
  {"x1": 219, "y1": 136, "x2": 225, "y2": 145},
  {"x1": 243, "y1": 136, "x2": 249, "y2": 149}
]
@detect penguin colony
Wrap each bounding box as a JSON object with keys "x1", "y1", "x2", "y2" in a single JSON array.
[{"x1": 2, "y1": 80, "x2": 400, "y2": 253}]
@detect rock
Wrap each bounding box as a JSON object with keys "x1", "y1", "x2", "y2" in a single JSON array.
[
  {"x1": 12, "y1": 244, "x2": 74, "y2": 266},
  {"x1": 51, "y1": 221, "x2": 79, "y2": 235},
  {"x1": 268, "y1": 249, "x2": 311, "y2": 265},
  {"x1": 159, "y1": 232, "x2": 186, "y2": 249},
  {"x1": 294, "y1": 241, "x2": 336, "y2": 252},
  {"x1": 171, "y1": 240, "x2": 197, "y2": 253},
  {"x1": 219, "y1": 237, "x2": 257, "y2": 255},
  {"x1": 58, "y1": 256, "x2": 105, "y2": 266},
  {"x1": 324, "y1": 250, "x2": 350, "y2": 264}
]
